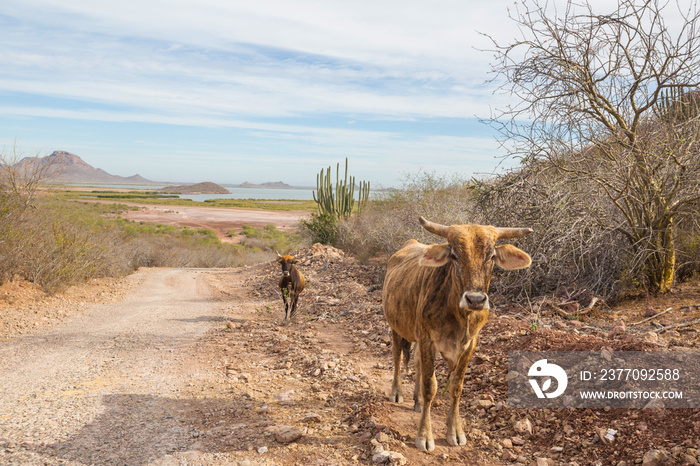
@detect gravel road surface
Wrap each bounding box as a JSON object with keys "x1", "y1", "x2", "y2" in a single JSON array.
[{"x1": 0, "y1": 268, "x2": 223, "y2": 465}]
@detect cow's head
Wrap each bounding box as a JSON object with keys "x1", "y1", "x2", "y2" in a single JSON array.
[
  {"x1": 277, "y1": 254, "x2": 296, "y2": 277},
  {"x1": 417, "y1": 216, "x2": 532, "y2": 311}
]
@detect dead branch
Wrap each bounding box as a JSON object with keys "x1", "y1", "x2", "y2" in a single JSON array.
[
  {"x1": 654, "y1": 317, "x2": 700, "y2": 334},
  {"x1": 629, "y1": 307, "x2": 673, "y2": 326}
]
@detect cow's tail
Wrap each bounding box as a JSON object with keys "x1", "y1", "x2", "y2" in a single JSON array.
[{"x1": 400, "y1": 339, "x2": 412, "y2": 370}]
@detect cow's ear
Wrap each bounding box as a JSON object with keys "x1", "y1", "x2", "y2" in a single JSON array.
[
  {"x1": 419, "y1": 244, "x2": 451, "y2": 267},
  {"x1": 495, "y1": 244, "x2": 531, "y2": 270}
]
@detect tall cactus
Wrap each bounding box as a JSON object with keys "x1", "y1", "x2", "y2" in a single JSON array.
[
  {"x1": 312, "y1": 158, "x2": 370, "y2": 219},
  {"x1": 654, "y1": 87, "x2": 700, "y2": 123}
]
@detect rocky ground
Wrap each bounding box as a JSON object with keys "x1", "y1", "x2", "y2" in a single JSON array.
[{"x1": 1, "y1": 243, "x2": 699, "y2": 465}]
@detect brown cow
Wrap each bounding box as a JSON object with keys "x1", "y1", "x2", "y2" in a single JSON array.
[
  {"x1": 277, "y1": 254, "x2": 306, "y2": 320},
  {"x1": 382, "y1": 217, "x2": 532, "y2": 451}
]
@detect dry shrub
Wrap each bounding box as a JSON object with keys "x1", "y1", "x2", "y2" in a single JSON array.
[
  {"x1": 338, "y1": 169, "x2": 649, "y2": 302},
  {"x1": 336, "y1": 172, "x2": 476, "y2": 261},
  {"x1": 469, "y1": 168, "x2": 636, "y2": 301},
  {"x1": 0, "y1": 198, "x2": 278, "y2": 294}
]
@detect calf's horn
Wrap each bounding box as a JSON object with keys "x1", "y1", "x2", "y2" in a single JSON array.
[
  {"x1": 419, "y1": 216, "x2": 450, "y2": 238},
  {"x1": 496, "y1": 227, "x2": 534, "y2": 239}
]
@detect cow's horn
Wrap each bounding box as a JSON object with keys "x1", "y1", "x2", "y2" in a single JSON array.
[
  {"x1": 419, "y1": 217, "x2": 450, "y2": 238},
  {"x1": 496, "y1": 227, "x2": 534, "y2": 239}
]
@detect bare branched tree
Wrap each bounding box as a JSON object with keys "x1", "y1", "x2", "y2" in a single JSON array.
[
  {"x1": 487, "y1": 0, "x2": 700, "y2": 292},
  {"x1": 0, "y1": 144, "x2": 56, "y2": 231}
]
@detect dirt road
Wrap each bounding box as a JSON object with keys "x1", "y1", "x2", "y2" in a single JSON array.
[{"x1": 0, "y1": 268, "x2": 230, "y2": 464}]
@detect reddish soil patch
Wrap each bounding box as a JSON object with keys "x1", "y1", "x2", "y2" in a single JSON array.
[{"x1": 112, "y1": 202, "x2": 309, "y2": 243}]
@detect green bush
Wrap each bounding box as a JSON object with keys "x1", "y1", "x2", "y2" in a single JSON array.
[
  {"x1": 302, "y1": 212, "x2": 338, "y2": 245},
  {"x1": 238, "y1": 224, "x2": 303, "y2": 252}
]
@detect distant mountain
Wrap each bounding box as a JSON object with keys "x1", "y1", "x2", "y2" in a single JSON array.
[
  {"x1": 16, "y1": 151, "x2": 156, "y2": 184},
  {"x1": 159, "y1": 182, "x2": 230, "y2": 194},
  {"x1": 239, "y1": 181, "x2": 293, "y2": 188}
]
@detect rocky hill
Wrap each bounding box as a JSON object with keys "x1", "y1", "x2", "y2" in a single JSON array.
[
  {"x1": 16, "y1": 151, "x2": 155, "y2": 184},
  {"x1": 158, "y1": 182, "x2": 230, "y2": 194}
]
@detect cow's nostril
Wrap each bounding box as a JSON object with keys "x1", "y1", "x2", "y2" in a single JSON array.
[{"x1": 460, "y1": 292, "x2": 489, "y2": 309}]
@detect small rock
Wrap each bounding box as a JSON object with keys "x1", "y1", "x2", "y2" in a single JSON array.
[
  {"x1": 601, "y1": 348, "x2": 613, "y2": 361},
  {"x1": 257, "y1": 446, "x2": 268, "y2": 454},
  {"x1": 511, "y1": 436, "x2": 526, "y2": 446},
  {"x1": 502, "y1": 450, "x2": 518, "y2": 461},
  {"x1": 642, "y1": 449, "x2": 670, "y2": 465},
  {"x1": 370, "y1": 438, "x2": 384, "y2": 455},
  {"x1": 502, "y1": 438, "x2": 513, "y2": 449},
  {"x1": 597, "y1": 427, "x2": 617, "y2": 444},
  {"x1": 273, "y1": 390, "x2": 295, "y2": 402},
  {"x1": 514, "y1": 418, "x2": 533, "y2": 435},
  {"x1": 644, "y1": 332, "x2": 660, "y2": 343},
  {"x1": 536, "y1": 458, "x2": 553, "y2": 466},
  {"x1": 302, "y1": 412, "x2": 322, "y2": 423},
  {"x1": 474, "y1": 399, "x2": 493, "y2": 409},
  {"x1": 274, "y1": 426, "x2": 303, "y2": 444},
  {"x1": 608, "y1": 320, "x2": 626, "y2": 338},
  {"x1": 371, "y1": 451, "x2": 407, "y2": 465},
  {"x1": 375, "y1": 432, "x2": 390, "y2": 443}
]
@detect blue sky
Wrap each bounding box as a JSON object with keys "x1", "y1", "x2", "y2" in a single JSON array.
[{"x1": 0, "y1": 1, "x2": 525, "y2": 187}]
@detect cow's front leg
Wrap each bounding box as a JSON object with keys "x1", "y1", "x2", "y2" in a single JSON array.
[
  {"x1": 445, "y1": 338, "x2": 478, "y2": 446},
  {"x1": 389, "y1": 330, "x2": 405, "y2": 403},
  {"x1": 289, "y1": 291, "x2": 299, "y2": 320},
  {"x1": 415, "y1": 340, "x2": 436, "y2": 452}
]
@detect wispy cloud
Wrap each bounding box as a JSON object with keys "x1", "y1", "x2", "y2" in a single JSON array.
[{"x1": 0, "y1": 0, "x2": 519, "y2": 185}]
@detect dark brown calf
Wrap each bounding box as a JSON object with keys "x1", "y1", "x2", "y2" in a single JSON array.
[
  {"x1": 382, "y1": 217, "x2": 533, "y2": 451},
  {"x1": 277, "y1": 254, "x2": 306, "y2": 320}
]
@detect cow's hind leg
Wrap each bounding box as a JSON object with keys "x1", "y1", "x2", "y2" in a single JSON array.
[{"x1": 389, "y1": 330, "x2": 407, "y2": 403}]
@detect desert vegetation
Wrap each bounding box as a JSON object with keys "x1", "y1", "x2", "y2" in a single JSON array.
[
  {"x1": 0, "y1": 148, "x2": 303, "y2": 294},
  {"x1": 318, "y1": 0, "x2": 700, "y2": 303}
]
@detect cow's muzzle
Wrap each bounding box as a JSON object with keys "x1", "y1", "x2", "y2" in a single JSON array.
[
  {"x1": 282, "y1": 271, "x2": 290, "y2": 277},
  {"x1": 460, "y1": 291, "x2": 489, "y2": 311}
]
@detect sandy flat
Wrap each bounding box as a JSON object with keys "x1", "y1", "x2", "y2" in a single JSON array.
[{"x1": 113, "y1": 202, "x2": 309, "y2": 242}]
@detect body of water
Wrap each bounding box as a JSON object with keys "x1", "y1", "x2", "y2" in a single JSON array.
[
  {"x1": 67, "y1": 184, "x2": 316, "y2": 201},
  {"x1": 183, "y1": 187, "x2": 314, "y2": 202}
]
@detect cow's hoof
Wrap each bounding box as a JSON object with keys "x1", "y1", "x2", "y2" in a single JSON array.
[
  {"x1": 447, "y1": 432, "x2": 467, "y2": 446},
  {"x1": 389, "y1": 393, "x2": 403, "y2": 403},
  {"x1": 415, "y1": 436, "x2": 435, "y2": 452},
  {"x1": 413, "y1": 402, "x2": 422, "y2": 413}
]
